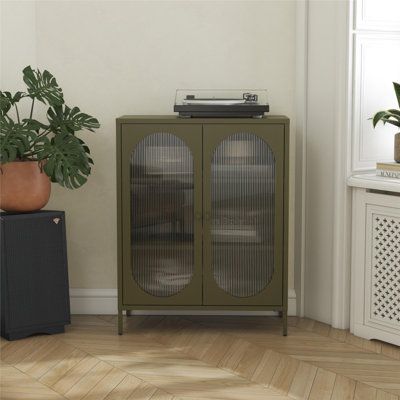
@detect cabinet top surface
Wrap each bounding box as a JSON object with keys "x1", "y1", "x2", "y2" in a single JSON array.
[
  {"x1": 348, "y1": 173, "x2": 400, "y2": 193},
  {"x1": 117, "y1": 115, "x2": 289, "y2": 124}
]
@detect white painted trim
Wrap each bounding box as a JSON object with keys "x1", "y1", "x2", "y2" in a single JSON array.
[
  {"x1": 70, "y1": 288, "x2": 297, "y2": 316},
  {"x1": 288, "y1": 288, "x2": 297, "y2": 317},
  {"x1": 295, "y1": 0, "x2": 309, "y2": 319},
  {"x1": 353, "y1": 323, "x2": 400, "y2": 346},
  {"x1": 330, "y1": 0, "x2": 353, "y2": 329},
  {"x1": 355, "y1": 0, "x2": 400, "y2": 32},
  {"x1": 348, "y1": 173, "x2": 400, "y2": 193},
  {"x1": 350, "y1": 188, "x2": 365, "y2": 334},
  {"x1": 70, "y1": 289, "x2": 118, "y2": 315},
  {"x1": 352, "y1": 33, "x2": 400, "y2": 171}
]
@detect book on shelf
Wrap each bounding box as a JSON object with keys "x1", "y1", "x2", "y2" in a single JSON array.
[
  {"x1": 376, "y1": 162, "x2": 400, "y2": 179},
  {"x1": 376, "y1": 162, "x2": 400, "y2": 171}
]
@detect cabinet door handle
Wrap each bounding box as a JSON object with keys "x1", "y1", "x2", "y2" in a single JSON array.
[{"x1": 195, "y1": 212, "x2": 202, "y2": 220}]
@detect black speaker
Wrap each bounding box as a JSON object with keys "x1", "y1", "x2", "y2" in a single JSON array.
[{"x1": 1, "y1": 211, "x2": 70, "y2": 340}]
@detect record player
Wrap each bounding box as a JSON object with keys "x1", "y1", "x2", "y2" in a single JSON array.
[{"x1": 174, "y1": 89, "x2": 269, "y2": 118}]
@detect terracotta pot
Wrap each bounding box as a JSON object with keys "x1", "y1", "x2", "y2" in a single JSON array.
[
  {"x1": 395, "y1": 133, "x2": 400, "y2": 163},
  {"x1": 0, "y1": 161, "x2": 51, "y2": 212}
]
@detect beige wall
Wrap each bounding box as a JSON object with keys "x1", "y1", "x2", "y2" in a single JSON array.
[
  {"x1": 2, "y1": 1, "x2": 297, "y2": 293},
  {"x1": 0, "y1": 1, "x2": 36, "y2": 114}
]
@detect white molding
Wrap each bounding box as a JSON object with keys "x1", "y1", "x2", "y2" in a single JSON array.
[
  {"x1": 70, "y1": 289, "x2": 118, "y2": 315},
  {"x1": 352, "y1": 34, "x2": 400, "y2": 172},
  {"x1": 350, "y1": 188, "x2": 365, "y2": 334},
  {"x1": 70, "y1": 288, "x2": 297, "y2": 316},
  {"x1": 355, "y1": 0, "x2": 400, "y2": 32},
  {"x1": 288, "y1": 288, "x2": 297, "y2": 317},
  {"x1": 295, "y1": 0, "x2": 309, "y2": 319},
  {"x1": 330, "y1": 0, "x2": 353, "y2": 330},
  {"x1": 353, "y1": 323, "x2": 400, "y2": 346}
]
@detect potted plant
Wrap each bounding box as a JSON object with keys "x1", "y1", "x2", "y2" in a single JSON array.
[
  {"x1": 0, "y1": 66, "x2": 100, "y2": 212},
  {"x1": 372, "y1": 81, "x2": 400, "y2": 163}
]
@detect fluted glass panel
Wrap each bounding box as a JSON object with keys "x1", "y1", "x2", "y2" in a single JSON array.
[
  {"x1": 131, "y1": 133, "x2": 194, "y2": 297},
  {"x1": 211, "y1": 133, "x2": 275, "y2": 297}
]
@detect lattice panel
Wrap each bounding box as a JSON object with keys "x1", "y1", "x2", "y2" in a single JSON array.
[{"x1": 371, "y1": 214, "x2": 400, "y2": 327}]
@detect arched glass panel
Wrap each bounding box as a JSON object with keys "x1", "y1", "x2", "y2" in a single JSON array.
[
  {"x1": 131, "y1": 133, "x2": 194, "y2": 297},
  {"x1": 211, "y1": 133, "x2": 275, "y2": 297}
]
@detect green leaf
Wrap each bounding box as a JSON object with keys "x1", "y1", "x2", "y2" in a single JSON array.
[
  {"x1": 0, "y1": 92, "x2": 12, "y2": 115},
  {"x1": 1, "y1": 66, "x2": 98, "y2": 188},
  {"x1": 384, "y1": 112, "x2": 400, "y2": 122},
  {"x1": 23, "y1": 118, "x2": 49, "y2": 132},
  {"x1": 381, "y1": 117, "x2": 400, "y2": 128},
  {"x1": 394, "y1": 82, "x2": 400, "y2": 108},
  {"x1": 0, "y1": 116, "x2": 37, "y2": 163},
  {"x1": 0, "y1": 91, "x2": 29, "y2": 117},
  {"x1": 388, "y1": 109, "x2": 400, "y2": 117},
  {"x1": 11, "y1": 92, "x2": 27, "y2": 104},
  {"x1": 23, "y1": 65, "x2": 64, "y2": 106},
  {"x1": 47, "y1": 105, "x2": 100, "y2": 134},
  {"x1": 35, "y1": 132, "x2": 92, "y2": 188},
  {"x1": 372, "y1": 111, "x2": 388, "y2": 128}
]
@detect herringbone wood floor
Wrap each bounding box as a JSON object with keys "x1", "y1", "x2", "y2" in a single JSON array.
[{"x1": 1, "y1": 315, "x2": 399, "y2": 400}]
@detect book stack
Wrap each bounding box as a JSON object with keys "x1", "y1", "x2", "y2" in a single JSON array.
[{"x1": 376, "y1": 162, "x2": 400, "y2": 179}]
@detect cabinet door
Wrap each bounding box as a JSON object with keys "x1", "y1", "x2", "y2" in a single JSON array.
[
  {"x1": 203, "y1": 124, "x2": 284, "y2": 306},
  {"x1": 121, "y1": 124, "x2": 202, "y2": 305}
]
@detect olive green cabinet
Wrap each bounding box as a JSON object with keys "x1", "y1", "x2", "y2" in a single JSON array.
[{"x1": 116, "y1": 116, "x2": 289, "y2": 334}]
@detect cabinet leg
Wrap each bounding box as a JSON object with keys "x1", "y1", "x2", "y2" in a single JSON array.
[
  {"x1": 282, "y1": 309, "x2": 288, "y2": 336},
  {"x1": 118, "y1": 309, "x2": 123, "y2": 335}
]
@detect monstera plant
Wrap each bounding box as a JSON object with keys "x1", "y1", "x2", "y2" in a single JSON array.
[
  {"x1": 371, "y1": 81, "x2": 400, "y2": 163},
  {"x1": 0, "y1": 66, "x2": 100, "y2": 211}
]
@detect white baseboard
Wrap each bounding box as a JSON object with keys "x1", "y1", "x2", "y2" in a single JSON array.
[
  {"x1": 70, "y1": 288, "x2": 297, "y2": 316},
  {"x1": 288, "y1": 288, "x2": 297, "y2": 316},
  {"x1": 70, "y1": 289, "x2": 118, "y2": 315}
]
